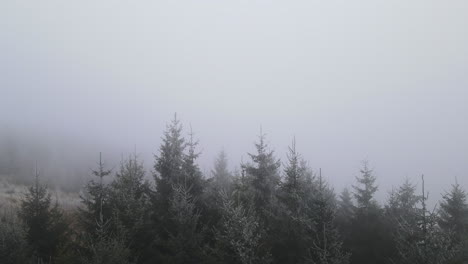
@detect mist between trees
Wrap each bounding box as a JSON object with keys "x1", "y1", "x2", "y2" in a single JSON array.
[{"x1": 1, "y1": 114, "x2": 467, "y2": 264}]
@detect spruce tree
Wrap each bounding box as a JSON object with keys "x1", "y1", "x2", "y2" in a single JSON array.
[
  {"x1": 393, "y1": 175, "x2": 461, "y2": 264},
  {"x1": 307, "y1": 173, "x2": 349, "y2": 264},
  {"x1": 79, "y1": 153, "x2": 112, "y2": 237},
  {"x1": 274, "y1": 138, "x2": 315, "y2": 263},
  {"x1": 352, "y1": 161, "x2": 378, "y2": 211},
  {"x1": 243, "y1": 131, "x2": 280, "y2": 219},
  {"x1": 438, "y1": 182, "x2": 468, "y2": 239},
  {"x1": 18, "y1": 167, "x2": 68, "y2": 263},
  {"x1": 153, "y1": 114, "x2": 186, "y2": 212},
  {"x1": 336, "y1": 188, "x2": 355, "y2": 226},
  {"x1": 181, "y1": 126, "x2": 205, "y2": 199},
  {"x1": 109, "y1": 154, "x2": 151, "y2": 261},
  {"x1": 385, "y1": 179, "x2": 421, "y2": 228},
  {"x1": 162, "y1": 184, "x2": 209, "y2": 264},
  {"x1": 215, "y1": 191, "x2": 271, "y2": 264},
  {"x1": 349, "y1": 161, "x2": 391, "y2": 264},
  {"x1": 211, "y1": 149, "x2": 232, "y2": 191}
]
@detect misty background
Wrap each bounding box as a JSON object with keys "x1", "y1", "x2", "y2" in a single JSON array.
[{"x1": 1, "y1": 0, "x2": 468, "y2": 203}]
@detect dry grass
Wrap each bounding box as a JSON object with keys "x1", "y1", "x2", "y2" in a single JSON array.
[{"x1": 0, "y1": 178, "x2": 81, "y2": 213}]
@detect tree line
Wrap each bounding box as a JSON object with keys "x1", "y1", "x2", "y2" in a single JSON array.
[{"x1": 1, "y1": 114, "x2": 467, "y2": 264}]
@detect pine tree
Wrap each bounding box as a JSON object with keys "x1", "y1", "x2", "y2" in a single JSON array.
[
  {"x1": 161, "y1": 183, "x2": 209, "y2": 264},
  {"x1": 211, "y1": 149, "x2": 232, "y2": 191},
  {"x1": 438, "y1": 181, "x2": 468, "y2": 262},
  {"x1": 336, "y1": 188, "x2": 355, "y2": 226},
  {"x1": 18, "y1": 167, "x2": 68, "y2": 263},
  {"x1": 1, "y1": 206, "x2": 31, "y2": 263},
  {"x1": 109, "y1": 154, "x2": 151, "y2": 261},
  {"x1": 307, "y1": 173, "x2": 349, "y2": 264},
  {"x1": 335, "y1": 188, "x2": 355, "y2": 255},
  {"x1": 181, "y1": 126, "x2": 205, "y2": 199},
  {"x1": 393, "y1": 175, "x2": 461, "y2": 264},
  {"x1": 438, "y1": 182, "x2": 468, "y2": 240},
  {"x1": 79, "y1": 153, "x2": 112, "y2": 237},
  {"x1": 348, "y1": 161, "x2": 391, "y2": 264},
  {"x1": 243, "y1": 131, "x2": 280, "y2": 219},
  {"x1": 274, "y1": 138, "x2": 315, "y2": 263},
  {"x1": 352, "y1": 161, "x2": 378, "y2": 211},
  {"x1": 153, "y1": 114, "x2": 186, "y2": 212},
  {"x1": 385, "y1": 179, "x2": 421, "y2": 224},
  {"x1": 215, "y1": 191, "x2": 271, "y2": 264},
  {"x1": 80, "y1": 193, "x2": 133, "y2": 264}
]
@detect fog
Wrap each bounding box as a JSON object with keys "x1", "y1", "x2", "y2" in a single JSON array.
[{"x1": 1, "y1": 1, "x2": 468, "y2": 203}]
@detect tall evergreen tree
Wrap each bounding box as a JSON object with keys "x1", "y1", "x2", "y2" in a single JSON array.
[
  {"x1": 353, "y1": 161, "x2": 378, "y2": 210},
  {"x1": 215, "y1": 191, "x2": 271, "y2": 264},
  {"x1": 181, "y1": 126, "x2": 205, "y2": 199},
  {"x1": 161, "y1": 184, "x2": 209, "y2": 264},
  {"x1": 393, "y1": 175, "x2": 461, "y2": 264},
  {"x1": 348, "y1": 161, "x2": 391, "y2": 264},
  {"x1": 306, "y1": 173, "x2": 349, "y2": 264},
  {"x1": 336, "y1": 188, "x2": 355, "y2": 227},
  {"x1": 438, "y1": 181, "x2": 468, "y2": 262},
  {"x1": 79, "y1": 153, "x2": 112, "y2": 237},
  {"x1": 274, "y1": 139, "x2": 315, "y2": 263},
  {"x1": 385, "y1": 179, "x2": 421, "y2": 230},
  {"x1": 243, "y1": 131, "x2": 280, "y2": 219},
  {"x1": 154, "y1": 114, "x2": 186, "y2": 211},
  {"x1": 18, "y1": 167, "x2": 68, "y2": 263},
  {"x1": 335, "y1": 188, "x2": 355, "y2": 258},
  {"x1": 438, "y1": 182, "x2": 468, "y2": 239},
  {"x1": 109, "y1": 154, "x2": 152, "y2": 262},
  {"x1": 211, "y1": 149, "x2": 232, "y2": 191}
]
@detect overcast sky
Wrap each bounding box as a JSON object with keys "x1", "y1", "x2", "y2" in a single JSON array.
[{"x1": 1, "y1": 0, "x2": 468, "y2": 202}]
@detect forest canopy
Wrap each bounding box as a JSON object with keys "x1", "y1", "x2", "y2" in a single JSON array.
[{"x1": 1, "y1": 115, "x2": 467, "y2": 264}]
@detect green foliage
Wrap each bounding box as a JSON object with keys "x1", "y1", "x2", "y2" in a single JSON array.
[
  {"x1": 4, "y1": 116, "x2": 467, "y2": 264},
  {"x1": 159, "y1": 184, "x2": 210, "y2": 264},
  {"x1": 78, "y1": 153, "x2": 112, "y2": 236},
  {"x1": 215, "y1": 191, "x2": 271, "y2": 264},
  {"x1": 18, "y1": 173, "x2": 69, "y2": 263},
  {"x1": 439, "y1": 183, "x2": 468, "y2": 240},
  {"x1": 79, "y1": 217, "x2": 133, "y2": 264},
  {"x1": 242, "y1": 132, "x2": 280, "y2": 221},
  {"x1": 353, "y1": 161, "x2": 378, "y2": 210},
  {"x1": 109, "y1": 154, "x2": 152, "y2": 262},
  {"x1": 154, "y1": 114, "x2": 186, "y2": 211},
  {"x1": 0, "y1": 208, "x2": 32, "y2": 264},
  {"x1": 393, "y1": 176, "x2": 462, "y2": 264},
  {"x1": 306, "y1": 176, "x2": 349, "y2": 264}
]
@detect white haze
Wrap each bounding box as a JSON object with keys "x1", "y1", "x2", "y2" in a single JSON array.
[{"x1": 1, "y1": 0, "x2": 468, "y2": 203}]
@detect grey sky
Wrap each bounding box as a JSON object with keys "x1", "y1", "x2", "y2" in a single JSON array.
[{"x1": 1, "y1": 0, "x2": 468, "y2": 202}]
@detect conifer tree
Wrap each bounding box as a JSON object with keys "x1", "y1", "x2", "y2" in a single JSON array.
[
  {"x1": 81, "y1": 191, "x2": 133, "y2": 264},
  {"x1": 438, "y1": 182, "x2": 468, "y2": 240},
  {"x1": 335, "y1": 188, "x2": 355, "y2": 257},
  {"x1": 353, "y1": 161, "x2": 378, "y2": 211},
  {"x1": 336, "y1": 188, "x2": 355, "y2": 226},
  {"x1": 0, "y1": 210, "x2": 31, "y2": 263},
  {"x1": 79, "y1": 153, "x2": 112, "y2": 237},
  {"x1": 18, "y1": 167, "x2": 68, "y2": 263},
  {"x1": 348, "y1": 161, "x2": 391, "y2": 264},
  {"x1": 215, "y1": 191, "x2": 271, "y2": 264},
  {"x1": 153, "y1": 114, "x2": 186, "y2": 212},
  {"x1": 161, "y1": 184, "x2": 209, "y2": 264},
  {"x1": 109, "y1": 154, "x2": 151, "y2": 261},
  {"x1": 385, "y1": 179, "x2": 421, "y2": 229},
  {"x1": 393, "y1": 175, "x2": 461, "y2": 264},
  {"x1": 211, "y1": 150, "x2": 232, "y2": 191},
  {"x1": 243, "y1": 131, "x2": 280, "y2": 219},
  {"x1": 181, "y1": 126, "x2": 205, "y2": 199},
  {"x1": 274, "y1": 138, "x2": 315, "y2": 263},
  {"x1": 307, "y1": 173, "x2": 349, "y2": 264}
]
